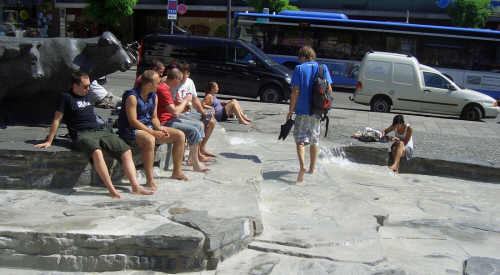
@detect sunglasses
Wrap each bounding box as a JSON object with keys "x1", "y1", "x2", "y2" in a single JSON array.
[{"x1": 80, "y1": 83, "x2": 90, "y2": 89}]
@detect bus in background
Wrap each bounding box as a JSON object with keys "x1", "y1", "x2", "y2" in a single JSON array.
[{"x1": 233, "y1": 10, "x2": 500, "y2": 100}]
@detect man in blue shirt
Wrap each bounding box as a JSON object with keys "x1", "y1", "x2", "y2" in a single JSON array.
[{"x1": 286, "y1": 46, "x2": 333, "y2": 183}]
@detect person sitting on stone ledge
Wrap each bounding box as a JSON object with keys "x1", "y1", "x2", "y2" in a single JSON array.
[
  {"x1": 34, "y1": 71, "x2": 154, "y2": 199},
  {"x1": 173, "y1": 62, "x2": 217, "y2": 159},
  {"x1": 119, "y1": 69, "x2": 189, "y2": 184},
  {"x1": 87, "y1": 79, "x2": 121, "y2": 109},
  {"x1": 156, "y1": 67, "x2": 210, "y2": 172},
  {"x1": 202, "y1": 81, "x2": 251, "y2": 125},
  {"x1": 381, "y1": 114, "x2": 414, "y2": 174}
]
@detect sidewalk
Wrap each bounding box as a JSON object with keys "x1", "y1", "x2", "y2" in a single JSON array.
[{"x1": 0, "y1": 100, "x2": 499, "y2": 273}]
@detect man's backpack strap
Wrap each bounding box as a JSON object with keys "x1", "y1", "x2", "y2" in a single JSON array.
[{"x1": 318, "y1": 63, "x2": 324, "y2": 78}]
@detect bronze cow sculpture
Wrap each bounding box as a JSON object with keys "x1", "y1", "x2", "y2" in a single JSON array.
[{"x1": 0, "y1": 32, "x2": 133, "y2": 125}]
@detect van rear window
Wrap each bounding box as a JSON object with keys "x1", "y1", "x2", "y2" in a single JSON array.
[{"x1": 365, "y1": 61, "x2": 391, "y2": 81}]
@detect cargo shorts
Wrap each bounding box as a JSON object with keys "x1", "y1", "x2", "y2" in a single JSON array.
[
  {"x1": 293, "y1": 114, "x2": 321, "y2": 146},
  {"x1": 74, "y1": 129, "x2": 130, "y2": 160}
]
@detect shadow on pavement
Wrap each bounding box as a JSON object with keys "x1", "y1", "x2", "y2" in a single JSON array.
[
  {"x1": 219, "y1": 152, "x2": 262, "y2": 163},
  {"x1": 262, "y1": 170, "x2": 297, "y2": 185}
]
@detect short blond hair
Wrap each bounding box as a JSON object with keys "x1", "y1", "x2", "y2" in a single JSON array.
[
  {"x1": 142, "y1": 70, "x2": 158, "y2": 84},
  {"x1": 298, "y1": 46, "x2": 316, "y2": 61}
]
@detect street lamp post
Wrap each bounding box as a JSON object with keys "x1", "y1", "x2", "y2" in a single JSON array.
[{"x1": 226, "y1": 0, "x2": 232, "y2": 39}]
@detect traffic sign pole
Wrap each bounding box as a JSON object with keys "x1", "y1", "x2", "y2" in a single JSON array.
[{"x1": 168, "y1": 0, "x2": 178, "y2": 34}]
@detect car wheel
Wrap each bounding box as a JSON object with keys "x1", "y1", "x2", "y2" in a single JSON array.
[
  {"x1": 260, "y1": 86, "x2": 283, "y2": 103},
  {"x1": 370, "y1": 97, "x2": 391, "y2": 112},
  {"x1": 462, "y1": 105, "x2": 482, "y2": 121}
]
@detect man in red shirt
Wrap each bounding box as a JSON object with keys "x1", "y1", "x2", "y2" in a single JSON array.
[
  {"x1": 136, "y1": 62, "x2": 209, "y2": 173},
  {"x1": 156, "y1": 68, "x2": 210, "y2": 172}
]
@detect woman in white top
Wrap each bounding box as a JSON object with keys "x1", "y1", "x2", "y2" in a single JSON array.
[{"x1": 382, "y1": 114, "x2": 414, "y2": 173}]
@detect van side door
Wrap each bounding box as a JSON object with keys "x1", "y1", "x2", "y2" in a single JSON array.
[
  {"x1": 222, "y1": 44, "x2": 261, "y2": 97},
  {"x1": 420, "y1": 71, "x2": 461, "y2": 115},
  {"x1": 391, "y1": 62, "x2": 422, "y2": 112}
]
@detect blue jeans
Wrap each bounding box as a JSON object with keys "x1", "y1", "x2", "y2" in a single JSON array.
[{"x1": 163, "y1": 118, "x2": 204, "y2": 145}]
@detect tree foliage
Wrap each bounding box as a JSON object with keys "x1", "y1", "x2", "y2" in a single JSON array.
[
  {"x1": 84, "y1": 0, "x2": 137, "y2": 27},
  {"x1": 448, "y1": 0, "x2": 491, "y2": 28},
  {"x1": 247, "y1": 0, "x2": 299, "y2": 13}
]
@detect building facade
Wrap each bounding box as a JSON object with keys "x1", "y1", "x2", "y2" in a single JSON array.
[
  {"x1": 1, "y1": 0, "x2": 58, "y2": 37},
  {"x1": 2, "y1": 0, "x2": 498, "y2": 39}
]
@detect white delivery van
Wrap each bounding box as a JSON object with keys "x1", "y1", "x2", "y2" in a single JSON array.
[{"x1": 352, "y1": 51, "x2": 499, "y2": 120}]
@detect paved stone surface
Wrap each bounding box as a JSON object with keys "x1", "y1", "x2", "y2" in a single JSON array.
[
  {"x1": 1, "y1": 69, "x2": 500, "y2": 274},
  {"x1": 211, "y1": 108, "x2": 500, "y2": 275},
  {"x1": 0, "y1": 124, "x2": 262, "y2": 273}
]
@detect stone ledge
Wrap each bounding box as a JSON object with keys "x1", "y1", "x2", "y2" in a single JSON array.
[
  {"x1": 0, "y1": 143, "x2": 172, "y2": 189},
  {"x1": 0, "y1": 227, "x2": 207, "y2": 273},
  {"x1": 0, "y1": 149, "x2": 91, "y2": 188},
  {"x1": 170, "y1": 210, "x2": 258, "y2": 270},
  {"x1": 342, "y1": 145, "x2": 500, "y2": 183}
]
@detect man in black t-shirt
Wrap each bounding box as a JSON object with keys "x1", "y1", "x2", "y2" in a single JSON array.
[{"x1": 35, "y1": 71, "x2": 154, "y2": 199}]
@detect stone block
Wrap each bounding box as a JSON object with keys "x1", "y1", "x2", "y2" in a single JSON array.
[
  {"x1": 464, "y1": 257, "x2": 500, "y2": 275},
  {"x1": 170, "y1": 211, "x2": 255, "y2": 270},
  {"x1": 58, "y1": 255, "x2": 81, "y2": 271},
  {"x1": 0, "y1": 236, "x2": 17, "y2": 249}
]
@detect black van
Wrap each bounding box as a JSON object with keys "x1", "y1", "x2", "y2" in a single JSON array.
[{"x1": 137, "y1": 34, "x2": 292, "y2": 103}]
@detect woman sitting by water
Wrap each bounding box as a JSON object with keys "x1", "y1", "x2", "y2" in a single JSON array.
[
  {"x1": 202, "y1": 81, "x2": 251, "y2": 125},
  {"x1": 381, "y1": 114, "x2": 414, "y2": 173}
]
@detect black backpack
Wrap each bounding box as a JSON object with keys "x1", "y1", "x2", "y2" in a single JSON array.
[{"x1": 310, "y1": 63, "x2": 333, "y2": 137}]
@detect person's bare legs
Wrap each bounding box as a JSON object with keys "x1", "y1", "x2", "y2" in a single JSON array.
[
  {"x1": 225, "y1": 101, "x2": 250, "y2": 125},
  {"x1": 296, "y1": 142, "x2": 307, "y2": 183},
  {"x1": 135, "y1": 130, "x2": 157, "y2": 190},
  {"x1": 190, "y1": 143, "x2": 210, "y2": 172},
  {"x1": 91, "y1": 149, "x2": 121, "y2": 199},
  {"x1": 158, "y1": 128, "x2": 189, "y2": 181},
  {"x1": 308, "y1": 145, "x2": 319, "y2": 174},
  {"x1": 120, "y1": 149, "x2": 154, "y2": 194},
  {"x1": 200, "y1": 118, "x2": 216, "y2": 157},
  {"x1": 233, "y1": 99, "x2": 252, "y2": 122},
  {"x1": 388, "y1": 142, "x2": 406, "y2": 173}
]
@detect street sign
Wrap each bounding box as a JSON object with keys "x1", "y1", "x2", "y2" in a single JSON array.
[
  {"x1": 178, "y1": 4, "x2": 188, "y2": 15},
  {"x1": 168, "y1": 0, "x2": 177, "y2": 20}
]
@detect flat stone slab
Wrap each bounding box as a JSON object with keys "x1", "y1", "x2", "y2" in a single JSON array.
[{"x1": 0, "y1": 126, "x2": 263, "y2": 273}]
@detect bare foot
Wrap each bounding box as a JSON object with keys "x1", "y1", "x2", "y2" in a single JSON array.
[
  {"x1": 132, "y1": 186, "x2": 154, "y2": 195},
  {"x1": 171, "y1": 173, "x2": 190, "y2": 181},
  {"x1": 109, "y1": 191, "x2": 121, "y2": 199},
  {"x1": 201, "y1": 149, "x2": 216, "y2": 157},
  {"x1": 388, "y1": 165, "x2": 398, "y2": 172},
  {"x1": 194, "y1": 163, "x2": 210, "y2": 172},
  {"x1": 146, "y1": 181, "x2": 158, "y2": 191},
  {"x1": 307, "y1": 168, "x2": 315, "y2": 174},
  {"x1": 185, "y1": 160, "x2": 193, "y2": 166},
  {"x1": 297, "y1": 168, "x2": 306, "y2": 183},
  {"x1": 199, "y1": 155, "x2": 214, "y2": 162}
]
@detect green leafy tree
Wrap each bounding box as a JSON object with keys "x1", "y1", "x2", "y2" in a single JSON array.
[
  {"x1": 247, "y1": 0, "x2": 299, "y2": 13},
  {"x1": 84, "y1": 0, "x2": 137, "y2": 27},
  {"x1": 448, "y1": 0, "x2": 492, "y2": 28}
]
